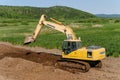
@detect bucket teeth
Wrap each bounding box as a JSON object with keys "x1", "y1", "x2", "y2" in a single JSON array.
[{"x1": 24, "y1": 36, "x2": 34, "y2": 45}]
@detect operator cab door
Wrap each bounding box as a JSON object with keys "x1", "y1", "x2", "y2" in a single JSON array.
[{"x1": 62, "y1": 41, "x2": 82, "y2": 55}]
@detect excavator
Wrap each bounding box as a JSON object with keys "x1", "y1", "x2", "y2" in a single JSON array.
[{"x1": 24, "y1": 14, "x2": 106, "y2": 72}]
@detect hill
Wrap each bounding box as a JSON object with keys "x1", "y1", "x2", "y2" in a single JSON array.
[
  {"x1": 0, "y1": 5, "x2": 96, "y2": 19},
  {"x1": 96, "y1": 14, "x2": 120, "y2": 18}
]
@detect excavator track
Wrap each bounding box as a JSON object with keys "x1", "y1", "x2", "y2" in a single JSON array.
[
  {"x1": 88, "y1": 60, "x2": 102, "y2": 68},
  {"x1": 95, "y1": 60, "x2": 102, "y2": 68},
  {"x1": 56, "y1": 59, "x2": 91, "y2": 73}
]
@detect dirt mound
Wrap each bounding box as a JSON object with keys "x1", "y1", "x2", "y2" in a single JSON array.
[
  {"x1": 0, "y1": 43, "x2": 60, "y2": 66},
  {"x1": 0, "y1": 42, "x2": 120, "y2": 80},
  {"x1": 0, "y1": 43, "x2": 89, "y2": 73},
  {"x1": 0, "y1": 57, "x2": 73, "y2": 80}
]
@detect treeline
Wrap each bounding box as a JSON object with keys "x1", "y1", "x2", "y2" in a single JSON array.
[
  {"x1": 96, "y1": 14, "x2": 120, "y2": 18},
  {"x1": 0, "y1": 5, "x2": 96, "y2": 19}
]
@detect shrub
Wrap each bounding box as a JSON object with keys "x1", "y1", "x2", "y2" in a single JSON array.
[
  {"x1": 21, "y1": 21, "x2": 29, "y2": 25},
  {"x1": 112, "y1": 53, "x2": 119, "y2": 57}
]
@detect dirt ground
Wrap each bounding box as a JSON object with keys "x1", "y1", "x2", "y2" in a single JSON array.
[{"x1": 0, "y1": 42, "x2": 120, "y2": 80}]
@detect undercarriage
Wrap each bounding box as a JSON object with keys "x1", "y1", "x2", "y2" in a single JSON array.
[{"x1": 56, "y1": 58, "x2": 102, "y2": 73}]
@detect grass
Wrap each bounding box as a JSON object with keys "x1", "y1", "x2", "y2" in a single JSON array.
[{"x1": 0, "y1": 18, "x2": 120, "y2": 57}]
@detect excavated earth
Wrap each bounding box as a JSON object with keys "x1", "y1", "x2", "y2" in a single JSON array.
[{"x1": 0, "y1": 42, "x2": 120, "y2": 80}]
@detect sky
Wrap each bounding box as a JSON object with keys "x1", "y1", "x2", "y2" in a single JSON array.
[{"x1": 0, "y1": 0, "x2": 120, "y2": 14}]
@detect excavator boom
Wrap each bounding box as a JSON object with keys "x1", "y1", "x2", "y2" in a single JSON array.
[{"x1": 24, "y1": 14, "x2": 78, "y2": 44}]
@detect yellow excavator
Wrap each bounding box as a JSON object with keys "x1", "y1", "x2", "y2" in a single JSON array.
[{"x1": 24, "y1": 14, "x2": 106, "y2": 72}]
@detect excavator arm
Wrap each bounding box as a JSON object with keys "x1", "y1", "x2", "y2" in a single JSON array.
[
  {"x1": 24, "y1": 14, "x2": 78, "y2": 44},
  {"x1": 23, "y1": 14, "x2": 106, "y2": 73}
]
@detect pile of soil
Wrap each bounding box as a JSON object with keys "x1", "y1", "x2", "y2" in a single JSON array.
[
  {"x1": 0, "y1": 42, "x2": 60, "y2": 67},
  {"x1": 0, "y1": 42, "x2": 120, "y2": 80}
]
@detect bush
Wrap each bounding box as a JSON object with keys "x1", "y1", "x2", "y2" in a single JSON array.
[
  {"x1": 21, "y1": 21, "x2": 29, "y2": 25},
  {"x1": 114, "y1": 19, "x2": 120, "y2": 23},
  {"x1": 112, "y1": 53, "x2": 119, "y2": 57},
  {"x1": 0, "y1": 23, "x2": 8, "y2": 27}
]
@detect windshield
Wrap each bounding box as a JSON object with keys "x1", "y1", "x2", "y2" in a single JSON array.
[{"x1": 62, "y1": 41, "x2": 82, "y2": 53}]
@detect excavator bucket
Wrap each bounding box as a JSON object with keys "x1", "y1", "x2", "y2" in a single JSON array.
[{"x1": 24, "y1": 36, "x2": 34, "y2": 45}]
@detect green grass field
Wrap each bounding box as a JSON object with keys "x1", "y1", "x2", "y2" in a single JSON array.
[{"x1": 0, "y1": 18, "x2": 120, "y2": 57}]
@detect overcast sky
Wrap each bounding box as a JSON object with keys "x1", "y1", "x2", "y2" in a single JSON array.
[{"x1": 0, "y1": 0, "x2": 119, "y2": 14}]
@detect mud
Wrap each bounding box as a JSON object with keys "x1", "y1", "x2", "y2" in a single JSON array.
[{"x1": 0, "y1": 42, "x2": 120, "y2": 80}]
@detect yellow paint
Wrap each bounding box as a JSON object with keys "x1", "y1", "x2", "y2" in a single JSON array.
[{"x1": 62, "y1": 47, "x2": 106, "y2": 61}]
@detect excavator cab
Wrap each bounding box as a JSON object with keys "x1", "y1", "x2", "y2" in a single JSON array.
[{"x1": 62, "y1": 40, "x2": 82, "y2": 54}]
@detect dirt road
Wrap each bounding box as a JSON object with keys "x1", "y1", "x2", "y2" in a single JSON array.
[{"x1": 0, "y1": 42, "x2": 120, "y2": 80}]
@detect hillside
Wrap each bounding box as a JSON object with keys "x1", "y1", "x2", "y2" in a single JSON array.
[{"x1": 0, "y1": 5, "x2": 96, "y2": 19}]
